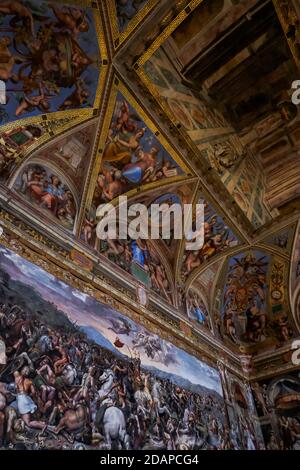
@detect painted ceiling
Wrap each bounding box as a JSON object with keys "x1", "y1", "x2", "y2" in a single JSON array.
[{"x1": 0, "y1": 0, "x2": 299, "y2": 379}]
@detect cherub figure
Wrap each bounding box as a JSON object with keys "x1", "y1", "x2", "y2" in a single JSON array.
[
  {"x1": 50, "y1": 4, "x2": 89, "y2": 37},
  {"x1": 16, "y1": 83, "x2": 50, "y2": 117}
]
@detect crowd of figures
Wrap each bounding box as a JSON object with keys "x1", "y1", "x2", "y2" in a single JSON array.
[
  {"x1": 93, "y1": 98, "x2": 180, "y2": 205},
  {"x1": 0, "y1": 1, "x2": 99, "y2": 121},
  {"x1": 15, "y1": 164, "x2": 76, "y2": 230},
  {"x1": 0, "y1": 304, "x2": 231, "y2": 450},
  {"x1": 100, "y1": 238, "x2": 172, "y2": 304}
]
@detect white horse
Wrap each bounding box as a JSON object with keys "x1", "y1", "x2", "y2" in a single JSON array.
[{"x1": 96, "y1": 369, "x2": 130, "y2": 449}]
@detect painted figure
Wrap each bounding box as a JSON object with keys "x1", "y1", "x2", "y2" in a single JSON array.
[
  {"x1": 14, "y1": 164, "x2": 76, "y2": 230},
  {"x1": 0, "y1": 1, "x2": 99, "y2": 122},
  {"x1": 94, "y1": 95, "x2": 181, "y2": 204}
]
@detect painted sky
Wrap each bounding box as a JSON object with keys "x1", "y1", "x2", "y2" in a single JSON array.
[{"x1": 0, "y1": 244, "x2": 222, "y2": 394}]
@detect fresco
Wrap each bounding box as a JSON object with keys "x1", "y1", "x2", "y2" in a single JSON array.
[
  {"x1": 185, "y1": 289, "x2": 212, "y2": 332},
  {"x1": 84, "y1": 184, "x2": 197, "y2": 305},
  {"x1": 0, "y1": 124, "x2": 44, "y2": 181},
  {"x1": 252, "y1": 371, "x2": 300, "y2": 450},
  {"x1": 222, "y1": 371, "x2": 266, "y2": 450},
  {"x1": 93, "y1": 93, "x2": 183, "y2": 206},
  {"x1": 15, "y1": 120, "x2": 97, "y2": 190},
  {"x1": 147, "y1": 192, "x2": 181, "y2": 249},
  {"x1": 82, "y1": 220, "x2": 173, "y2": 304},
  {"x1": 116, "y1": 0, "x2": 148, "y2": 32},
  {"x1": 181, "y1": 196, "x2": 240, "y2": 280},
  {"x1": 84, "y1": 183, "x2": 196, "y2": 304},
  {"x1": 0, "y1": 244, "x2": 231, "y2": 450},
  {"x1": 143, "y1": 49, "x2": 228, "y2": 133},
  {"x1": 220, "y1": 251, "x2": 296, "y2": 347},
  {"x1": 12, "y1": 163, "x2": 77, "y2": 230},
  {"x1": 262, "y1": 227, "x2": 295, "y2": 253},
  {"x1": 193, "y1": 259, "x2": 223, "y2": 306},
  {"x1": 0, "y1": 1, "x2": 100, "y2": 123},
  {"x1": 143, "y1": 48, "x2": 270, "y2": 227}
]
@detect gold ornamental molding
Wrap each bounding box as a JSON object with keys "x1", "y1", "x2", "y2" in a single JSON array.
[
  {"x1": 106, "y1": 0, "x2": 159, "y2": 50},
  {"x1": 134, "y1": 0, "x2": 204, "y2": 68}
]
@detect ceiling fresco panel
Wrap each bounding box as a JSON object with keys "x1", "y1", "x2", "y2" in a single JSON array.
[
  {"x1": 180, "y1": 195, "x2": 242, "y2": 281},
  {"x1": 5, "y1": 119, "x2": 99, "y2": 233},
  {"x1": 85, "y1": 80, "x2": 192, "y2": 214},
  {"x1": 260, "y1": 225, "x2": 296, "y2": 255},
  {"x1": 0, "y1": 113, "x2": 97, "y2": 184},
  {"x1": 0, "y1": 1, "x2": 105, "y2": 123},
  {"x1": 115, "y1": 0, "x2": 149, "y2": 32},
  {"x1": 140, "y1": 48, "x2": 272, "y2": 228}
]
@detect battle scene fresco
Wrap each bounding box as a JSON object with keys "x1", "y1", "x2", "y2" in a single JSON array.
[
  {"x1": 0, "y1": 245, "x2": 232, "y2": 450},
  {"x1": 220, "y1": 251, "x2": 297, "y2": 348},
  {"x1": 0, "y1": 1, "x2": 101, "y2": 123},
  {"x1": 92, "y1": 92, "x2": 184, "y2": 206}
]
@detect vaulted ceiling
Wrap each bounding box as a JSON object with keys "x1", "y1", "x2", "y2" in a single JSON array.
[{"x1": 0, "y1": 0, "x2": 299, "y2": 380}]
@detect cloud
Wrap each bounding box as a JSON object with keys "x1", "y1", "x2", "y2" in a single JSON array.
[{"x1": 72, "y1": 290, "x2": 89, "y2": 302}]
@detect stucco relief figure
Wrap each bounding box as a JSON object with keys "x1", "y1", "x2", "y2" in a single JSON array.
[{"x1": 209, "y1": 142, "x2": 243, "y2": 175}]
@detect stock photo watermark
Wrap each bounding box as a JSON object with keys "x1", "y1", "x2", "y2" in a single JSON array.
[
  {"x1": 0, "y1": 80, "x2": 6, "y2": 105},
  {"x1": 292, "y1": 80, "x2": 300, "y2": 105},
  {"x1": 95, "y1": 196, "x2": 205, "y2": 251},
  {"x1": 292, "y1": 340, "x2": 300, "y2": 366}
]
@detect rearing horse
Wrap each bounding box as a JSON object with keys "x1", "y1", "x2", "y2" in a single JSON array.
[{"x1": 96, "y1": 369, "x2": 130, "y2": 449}]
